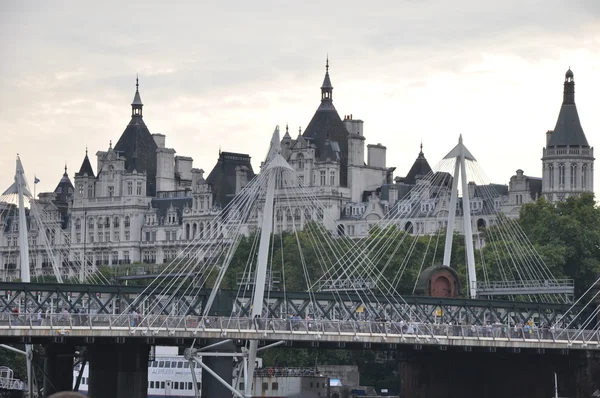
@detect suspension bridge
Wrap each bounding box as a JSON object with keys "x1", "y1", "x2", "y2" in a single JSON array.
[{"x1": 1, "y1": 130, "x2": 599, "y2": 398}]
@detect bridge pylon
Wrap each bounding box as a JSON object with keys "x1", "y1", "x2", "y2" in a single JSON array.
[{"x1": 442, "y1": 135, "x2": 478, "y2": 299}]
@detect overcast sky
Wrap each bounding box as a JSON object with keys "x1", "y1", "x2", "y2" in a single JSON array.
[{"x1": 1, "y1": 0, "x2": 599, "y2": 195}]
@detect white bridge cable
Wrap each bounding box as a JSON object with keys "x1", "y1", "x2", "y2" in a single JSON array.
[
  {"x1": 467, "y1": 162, "x2": 548, "y2": 302},
  {"x1": 283, "y1": 176, "x2": 426, "y2": 323},
  {"x1": 0, "y1": 187, "x2": 108, "y2": 286},
  {"x1": 311, "y1": 158, "x2": 454, "y2": 291},
  {"x1": 123, "y1": 169, "x2": 271, "y2": 326},
  {"x1": 318, "y1": 162, "x2": 454, "y2": 294},
  {"x1": 467, "y1": 161, "x2": 567, "y2": 303}
]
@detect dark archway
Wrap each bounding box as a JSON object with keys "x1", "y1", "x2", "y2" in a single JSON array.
[
  {"x1": 404, "y1": 221, "x2": 414, "y2": 233},
  {"x1": 477, "y1": 218, "x2": 486, "y2": 231}
]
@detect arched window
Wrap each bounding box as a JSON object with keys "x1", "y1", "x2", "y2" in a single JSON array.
[
  {"x1": 124, "y1": 216, "x2": 131, "y2": 228},
  {"x1": 276, "y1": 209, "x2": 283, "y2": 222},
  {"x1": 582, "y1": 164, "x2": 588, "y2": 189},
  {"x1": 192, "y1": 223, "x2": 197, "y2": 238},
  {"x1": 570, "y1": 163, "x2": 577, "y2": 190},
  {"x1": 558, "y1": 163, "x2": 565, "y2": 188},
  {"x1": 294, "y1": 208, "x2": 301, "y2": 221},
  {"x1": 548, "y1": 164, "x2": 555, "y2": 189},
  {"x1": 477, "y1": 218, "x2": 486, "y2": 231},
  {"x1": 304, "y1": 208, "x2": 312, "y2": 221},
  {"x1": 113, "y1": 217, "x2": 120, "y2": 228},
  {"x1": 185, "y1": 224, "x2": 190, "y2": 240},
  {"x1": 404, "y1": 221, "x2": 414, "y2": 234},
  {"x1": 75, "y1": 218, "x2": 81, "y2": 230},
  {"x1": 286, "y1": 209, "x2": 293, "y2": 221},
  {"x1": 296, "y1": 153, "x2": 304, "y2": 169},
  {"x1": 97, "y1": 217, "x2": 103, "y2": 229}
]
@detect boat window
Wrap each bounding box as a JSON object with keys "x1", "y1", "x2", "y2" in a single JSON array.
[
  {"x1": 240, "y1": 383, "x2": 245, "y2": 391},
  {"x1": 262, "y1": 382, "x2": 269, "y2": 391},
  {"x1": 150, "y1": 381, "x2": 154, "y2": 388},
  {"x1": 177, "y1": 362, "x2": 183, "y2": 368},
  {"x1": 188, "y1": 382, "x2": 193, "y2": 390},
  {"x1": 174, "y1": 382, "x2": 179, "y2": 389},
  {"x1": 159, "y1": 361, "x2": 164, "y2": 367},
  {"x1": 165, "y1": 361, "x2": 171, "y2": 368},
  {"x1": 272, "y1": 382, "x2": 279, "y2": 390},
  {"x1": 152, "y1": 361, "x2": 158, "y2": 367},
  {"x1": 161, "y1": 382, "x2": 165, "y2": 389},
  {"x1": 184, "y1": 362, "x2": 190, "y2": 368},
  {"x1": 171, "y1": 361, "x2": 176, "y2": 368},
  {"x1": 197, "y1": 382, "x2": 201, "y2": 390}
]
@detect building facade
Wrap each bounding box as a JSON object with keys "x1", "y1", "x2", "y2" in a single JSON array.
[{"x1": 0, "y1": 67, "x2": 593, "y2": 279}]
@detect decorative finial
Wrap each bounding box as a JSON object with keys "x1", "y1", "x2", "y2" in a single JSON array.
[
  {"x1": 65, "y1": 163, "x2": 67, "y2": 174},
  {"x1": 420, "y1": 140, "x2": 423, "y2": 154},
  {"x1": 299, "y1": 126, "x2": 302, "y2": 135},
  {"x1": 326, "y1": 55, "x2": 329, "y2": 72},
  {"x1": 85, "y1": 146, "x2": 88, "y2": 156},
  {"x1": 136, "y1": 74, "x2": 139, "y2": 92},
  {"x1": 286, "y1": 123, "x2": 289, "y2": 134},
  {"x1": 109, "y1": 140, "x2": 112, "y2": 149}
]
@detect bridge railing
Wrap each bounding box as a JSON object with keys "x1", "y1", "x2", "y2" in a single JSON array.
[{"x1": 2, "y1": 313, "x2": 600, "y2": 347}]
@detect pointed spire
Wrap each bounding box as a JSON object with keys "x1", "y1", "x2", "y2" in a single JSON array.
[
  {"x1": 320, "y1": 56, "x2": 333, "y2": 103},
  {"x1": 283, "y1": 123, "x2": 291, "y2": 140},
  {"x1": 418, "y1": 141, "x2": 424, "y2": 158},
  {"x1": 547, "y1": 68, "x2": 588, "y2": 147},
  {"x1": 76, "y1": 148, "x2": 95, "y2": 178},
  {"x1": 131, "y1": 75, "x2": 143, "y2": 117},
  {"x1": 64, "y1": 163, "x2": 68, "y2": 175}
]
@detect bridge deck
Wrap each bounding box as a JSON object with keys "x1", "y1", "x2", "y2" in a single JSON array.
[{"x1": 0, "y1": 315, "x2": 596, "y2": 351}]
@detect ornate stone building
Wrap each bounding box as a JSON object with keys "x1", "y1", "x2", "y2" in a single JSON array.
[
  {"x1": 0, "y1": 67, "x2": 593, "y2": 278},
  {"x1": 542, "y1": 69, "x2": 594, "y2": 201}
]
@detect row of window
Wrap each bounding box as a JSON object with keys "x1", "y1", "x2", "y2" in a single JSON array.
[
  {"x1": 149, "y1": 381, "x2": 200, "y2": 391},
  {"x1": 77, "y1": 181, "x2": 144, "y2": 197},
  {"x1": 547, "y1": 163, "x2": 588, "y2": 190},
  {"x1": 75, "y1": 217, "x2": 131, "y2": 230},
  {"x1": 275, "y1": 208, "x2": 323, "y2": 222},
  {"x1": 75, "y1": 231, "x2": 131, "y2": 244}
]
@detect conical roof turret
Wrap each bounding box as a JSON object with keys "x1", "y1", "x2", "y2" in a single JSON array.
[
  {"x1": 75, "y1": 149, "x2": 95, "y2": 178},
  {"x1": 547, "y1": 68, "x2": 589, "y2": 147}
]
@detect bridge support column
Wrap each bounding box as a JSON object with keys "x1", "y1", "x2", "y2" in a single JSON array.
[
  {"x1": 43, "y1": 344, "x2": 74, "y2": 397},
  {"x1": 201, "y1": 339, "x2": 236, "y2": 398},
  {"x1": 88, "y1": 343, "x2": 149, "y2": 398}
]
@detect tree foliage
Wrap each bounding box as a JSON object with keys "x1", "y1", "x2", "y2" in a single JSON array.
[{"x1": 518, "y1": 193, "x2": 600, "y2": 295}]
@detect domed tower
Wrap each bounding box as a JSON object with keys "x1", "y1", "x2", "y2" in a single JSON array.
[{"x1": 542, "y1": 69, "x2": 594, "y2": 201}]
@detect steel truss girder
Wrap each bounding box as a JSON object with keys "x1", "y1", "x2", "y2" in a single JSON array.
[{"x1": 0, "y1": 282, "x2": 586, "y2": 326}]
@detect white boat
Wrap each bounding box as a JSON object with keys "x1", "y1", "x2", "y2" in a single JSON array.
[
  {"x1": 74, "y1": 347, "x2": 201, "y2": 397},
  {"x1": 73, "y1": 347, "x2": 329, "y2": 398}
]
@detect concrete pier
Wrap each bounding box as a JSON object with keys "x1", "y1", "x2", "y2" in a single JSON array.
[
  {"x1": 201, "y1": 339, "x2": 236, "y2": 398},
  {"x1": 43, "y1": 344, "x2": 74, "y2": 397},
  {"x1": 88, "y1": 343, "x2": 149, "y2": 398}
]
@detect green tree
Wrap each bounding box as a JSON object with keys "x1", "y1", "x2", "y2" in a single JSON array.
[{"x1": 518, "y1": 193, "x2": 600, "y2": 295}]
